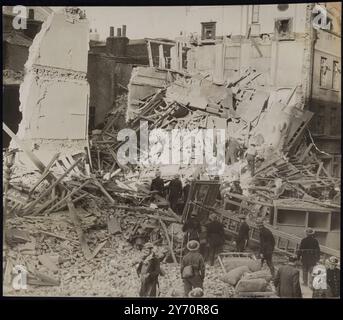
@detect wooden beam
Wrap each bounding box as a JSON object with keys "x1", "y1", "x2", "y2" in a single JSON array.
[
  {"x1": 23, "y1": 158, "x2": 82, "y2": 213},
  {"x1": 46, "y1": 180, "x2": 91, "y2": 213},
  {"x1": 3, "y1": 123, "x2": 59, "y2": 186},
  {"x1": 159, "y1": 217, "x2": 177, "y2": 264},
  {"x1": 147, "y1": 40, "x2": 153, "y2": 67},
  {"x1": 29, "y1": 152, "x2": 60, "y2": 195}
]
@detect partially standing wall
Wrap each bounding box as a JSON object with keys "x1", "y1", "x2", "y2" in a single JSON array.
[{"x1": 11, "y1": 8, "x2": 90, "y2": 166}]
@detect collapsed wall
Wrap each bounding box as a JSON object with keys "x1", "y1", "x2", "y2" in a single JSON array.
[{"x1": 11, "y1": 8, "x2": 90, "y2": 167}]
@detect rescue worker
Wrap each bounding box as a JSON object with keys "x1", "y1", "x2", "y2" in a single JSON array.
[
  {"x1": 150, "y1": 170, "x2": 165, "y2": 197},
  {"x1": 256, "y1": 218, "x2": 275, "y2": 277},
  {"x1": 181, "y1": 240, "x2": 206, "y2": 297},
  {"x1": 274, "y1": 255, "x2": 302, "y2": 298},
  {"x1": 168, "y1": 174, "x2": 183, "y2": 213},
  {"x1": 297, "y1": 228, "x2": 320, "y2": 288},
  {"x1": 245, "y1": 142, "x2": 257, "y2": 176},
  {"x1": 206, "y1": 214, "x2": 225, "y2": 266},
  {"x1": 236, "y1": 214, "x2": 250, "y2": 252},
  {"x1": 326, "y1": 256, "x2": 340, "y2": 297},
  {"x1": 136, "y1": 242, "x2": 162, "y2": 297}
]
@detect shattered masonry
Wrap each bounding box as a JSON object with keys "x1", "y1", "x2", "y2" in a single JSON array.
[{"x1": 12, "y1": 8, "x2": 90, "y2": 165}]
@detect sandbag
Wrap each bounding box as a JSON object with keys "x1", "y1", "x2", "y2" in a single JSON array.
[
  {"x1": 219, "y1": 266, "x2": 250, "y2": 286},
  {"x1": 241, "y1": 270, "x2": 272, "y2": 282},
  {"x1": 236, "y1": 278, "x2": 267, "y2": 293},
  {"x1": 222, "y1": 257, "x2": 261, "y2": 272}
]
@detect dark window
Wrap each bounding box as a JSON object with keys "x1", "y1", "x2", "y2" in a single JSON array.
[
  {"x1": 201, "y1": 22, "x2": 216, "y2": 40},
  {"x1": 330, "y1": 106, "x2": 340, "y2": 136},
  {"x1": 252, "y1": 5, "x2": 260, "y2": 23},
  {"x1": 275, "y1": 18, "x2": 293, "y2": 39},
  {"x1": 315, "y1": 105, "x2": 325, "y2": 134}
]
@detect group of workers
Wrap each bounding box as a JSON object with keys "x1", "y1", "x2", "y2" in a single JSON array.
[
  {"x1": 150, "y1": 171, "x2": 188, "y2": 213},
  {"x1": 141, "y1": 170, "x2": 340, "y2": 298},
  {"x1": 136, "y1": 210, "x2": 340, "y2": 298}
]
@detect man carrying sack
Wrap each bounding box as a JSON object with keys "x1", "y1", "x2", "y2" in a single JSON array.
[{"x1": 181, "y1": 240, "x2": 206, "y2": 297}]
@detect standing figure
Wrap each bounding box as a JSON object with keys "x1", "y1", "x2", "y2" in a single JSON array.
[
  {"x1": 245, "y1": 142, "x2": 257, "y2": 176},
  {"x1": 136, "y1": 242, "x2": 161, "y2": 297},
  {"x1": 326, "y1": 256, "x2": 340, "y2": 298},
  {"x1": 168, "y1": 174, "x2": 183, "y2": 213},
  {"x1": 236, "y1": 214, "x2": 250, "y2": 252},
  {"x1": 182, "y1": 211, "x2": 201, "y2": 243},
  {"x1": 297, "y1": 228, "x2": 320, "y2": 288},
  {"x1": 206, "y1": 214, "x2": 225, "y2": 266},
  {"x1": 199, "y1": 225, "x2": 209, "y2": 260},
  {"x1": 274, "y1": 256, "x2": 302, "y2": 298},
  {"x1": 181, "y1": 240, "x2": 206, "y2": 297},
  {"x1": 226, "y1": 137, "x2": 240, "y2": 165},
  {"x1": 150, "y1": 170, "x2": 165, "y2": 197},
  {"x1": 256, "y1": 218, "x2": 275, "y2": 277}
]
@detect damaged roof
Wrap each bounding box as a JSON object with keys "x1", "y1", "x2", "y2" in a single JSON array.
[{"x1": 3, "y1": 31, "x2": 33, "y2": 47}]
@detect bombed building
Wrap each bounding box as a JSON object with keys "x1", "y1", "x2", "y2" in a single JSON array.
[{"x1": 2, "y1": 5, "x2": 341, "y2": 298}]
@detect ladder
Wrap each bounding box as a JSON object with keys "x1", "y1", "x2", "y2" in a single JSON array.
[{"x1": 216, "y1": 210, "x2": 340, "y2": 259}]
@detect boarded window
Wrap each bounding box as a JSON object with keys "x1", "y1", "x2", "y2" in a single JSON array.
[
  {"x1": 252, "y1": 5, "x2": 260, "y2": 23},
  {"x1": 201, "y1": 22, "x2": 216, "y2": 40},
  {"x1": 275, "y1": 18, "x2": 293, "y2": 40}
]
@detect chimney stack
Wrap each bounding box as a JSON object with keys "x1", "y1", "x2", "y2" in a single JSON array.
[
  {"x1": 110, "y1": 26, "x2": 114, "y2": 37},
  {"x1": 106, "y1": 25, "x2": 129, "y2": 57},
  {"x1": 28, "y1": 8, "x2": 35, "y2": 20},
  {"x1": 122, "y1": 25, "x2": 127, "y2": 37}
]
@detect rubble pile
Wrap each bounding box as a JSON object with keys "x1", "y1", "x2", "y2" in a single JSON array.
[{"x1": 3, "y1": 66, "x2": 340, "y2": 297}]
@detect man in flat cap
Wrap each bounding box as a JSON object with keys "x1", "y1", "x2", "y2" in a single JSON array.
[
  {"x1": 256, "y1": 218, "x2": 275, "y2": 277},
  {"x1": 206, "y1": 213, "x2": 225, "y2": 266},
  {"x1": 297, "y1": 228, "x2": 320, "y2": 288},
  {"x1": 236, "y1": 214, "x2": 250, "y2": 252}
]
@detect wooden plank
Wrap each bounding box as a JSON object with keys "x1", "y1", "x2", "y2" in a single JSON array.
[
  {"x1": 159, "y1": 217, "x2": 177, "y2": 264},
  {"x1": 147, "y1": 41, "x2": 153, "y2": 67},
  {"x1": 67, "y1": 201, "x2": 92, "y2": 260},
  {"x1": 46, "y1": 180, "x2": 91, "y2": 213},
  {"x1": 29, "y1": 153, "x2": 60, "y2": 195},
  {"x1": 3, "y1": 123, "x2": 60, "y2": 186},
  {"x1": 92, "y1": 178, "x2": 115, "y2": 204},
  {"x1": 23, "y1": 158, "x2": 82, "y2": 213}
]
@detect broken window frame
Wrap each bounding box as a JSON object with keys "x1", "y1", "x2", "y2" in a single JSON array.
[
  {"x1": 274, "y1": 17, "x2": 294, "y2": 40},
  {"x1": 319, "y1": 56, "x2": 329, "y2": 88},
  {"x1": 201, "y1": 22, "x2": 216, "y2": 41}
]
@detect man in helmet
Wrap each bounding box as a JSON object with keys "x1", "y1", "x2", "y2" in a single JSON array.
[{"x1": 181, "y1": 240, "x2": 206, "y2": 297}]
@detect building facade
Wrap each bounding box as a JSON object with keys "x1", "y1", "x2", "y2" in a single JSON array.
[{"x1": 184, "y1": 3, "x2": 341, "y2": 177}]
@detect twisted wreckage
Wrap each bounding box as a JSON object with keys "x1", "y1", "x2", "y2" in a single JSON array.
[{"x1": 3, "y1": 8, "x2": 340, "y2": 297}]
